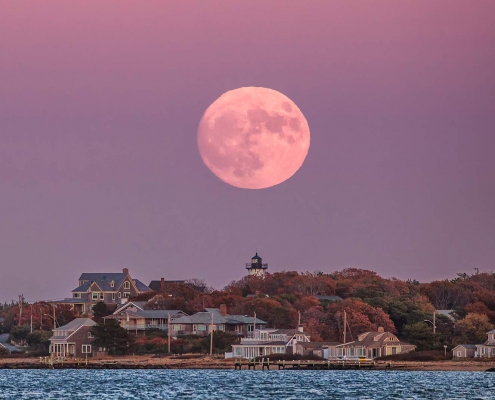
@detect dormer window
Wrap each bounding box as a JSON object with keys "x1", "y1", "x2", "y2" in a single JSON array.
[
  {"x1": 123, "y1": 281, "x2": 130, "y2": 290},
  {"x1": 110, "y1": 281, "x2": 115, "y2": 288}
]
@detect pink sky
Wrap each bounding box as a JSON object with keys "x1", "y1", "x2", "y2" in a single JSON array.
[{"x1": 1, "y1": 1, "x2": 495, "y2": 301}]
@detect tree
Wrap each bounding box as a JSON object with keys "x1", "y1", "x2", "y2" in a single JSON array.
[
  {"x1": 91, "y1": 320, "x2": 135, "y2": 355},
  {"x1": 402, "y1": 322, "x2": 437, "y2": 351},
  {"x1": 9, "y1": 325, "x2": 30, "y2": 346},
  {"x1": 92, "y1": 302, "x2": 112, "y2": 322},
  {"x1": 456, "y1": 313, "x2": 494, "y2": 344},
  {"x1": 26, "y1": 330, "x2": 52, "y2": 350}
]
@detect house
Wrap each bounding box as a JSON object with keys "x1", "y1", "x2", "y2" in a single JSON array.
[
  {"x1": 49, "y1": 318, "x2": 97, "y2": 358},
  {"x1": 475, "y1": 329, "x2": 495, "y2": 358},
  {"x1": 452, "y1": 344, "x2": 477, "y2": 359},
  {"x1": 296, "y1": 341, "x2": 341, "y2": 359},
  {"x1": 52, "y1": 268, "x2": 152, "y2": 315},
  {"x1": 105, "y1": 301, "x2": 186, "y2": 335},
  {"x1": 336, "y1": 328, "x2": 415, "y2": 360},
  {"x1": 170, "y1": 305, "x2": 267, "y2": 337},
  {"x1": 231, "y1": 326, "x2": 311, "y2": 359}
]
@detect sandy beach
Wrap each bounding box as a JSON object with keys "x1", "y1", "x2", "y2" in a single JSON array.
[{"x1": 1, "y1": 356, "x2": 495, "y2": 371}]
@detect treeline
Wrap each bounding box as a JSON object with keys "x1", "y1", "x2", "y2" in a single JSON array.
[
  {"x1": 133, "y1": 268, "x2": 495, "y2": 351},
  {"x1": 2, "y1": 268, "x2": 495, "y2": 353}
]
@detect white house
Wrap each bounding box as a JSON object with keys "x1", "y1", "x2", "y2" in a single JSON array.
[{"x1": 230, "y1": 326, "x2": 311, "y2": 359}]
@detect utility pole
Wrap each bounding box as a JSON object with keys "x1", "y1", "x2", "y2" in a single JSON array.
[
  {"x1": 209, "y1": 312, "x2": 214, "y2": 356},
  {"x1": 52, "y1": 304, "x2": 56, "y2": 328},
  {"x1": 167, "y1": 313, "x2": 171, "y2": 354},
  {"x1": 18, "y1": 295, "x2": 23, "y2": 325},
  {"x1": 343, "y1": 310, "x2": 347, "y2": 343},
  {"x1": 40, "y1": 309, "x2": 43, "y2": 330},
  {"x1": 30, "y1": 304, "x2": 33, "y2": 333},
  {"x1": 433, "y1": 311, "x2": 436, "y2": 335},
  {"x1": 298, "y1": 311, "x2": 301, "y2": 326},
  {"x1": 253, "y1": 312, "x2": 256, "y2": 338}
]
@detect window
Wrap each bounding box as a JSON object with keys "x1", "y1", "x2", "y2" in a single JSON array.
[
  {"x1": 88, "y1": 332, "x2": 94, "y2": 339},
  {"x1": 92, "y1": 293, "x2": 98, "y2": 300},
  {"x1": 123, "y1": 281, "x2": 130, "y2": 290},
  {"x1": 193, "y1": 325, "x2": 197, "y2": 332},
  {"x1": 234, "y1": 347, "x2": 242, "y2": 356},
  {"x1": 99, "y1": 293, "x2": 104, "y2": 300},
  {"x1": 82, "y1": 345, "x2": 92, "y2": 354},
  {"x1": 118, "y1": 292, "x2": 121, "y2": 299},
  {"x1": 73, "y1": 293, "x2": 80, "y2": 298},
  {"x1": 173, "y1": 324, "x2": 181, "y2": 331},
  {"x1": 248, "y1": 325, "x2": 254, "y2": 332},
  {"x1": 457, "y1": 351, "x2": 461, "y2": 357},
  {"x1": 197, "y1": 324, "x2": 206, "y2": 331},
  {"x1": 112, "y1": 293, "x2": 115, "y2": 300},
  {"x1": 110, "y1": 281, "x2": 115, "y2": 288},
  {"x1": 123, "y1": 292, "x2": 130, "y2": 298}
]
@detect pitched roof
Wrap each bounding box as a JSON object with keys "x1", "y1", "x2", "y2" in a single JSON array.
[
  {"x1": 73, "y1": 273, "x2": 151, "y2": 293},
  {"x1": 109, "y1": 309, "x2": 184, "y2": 319},
  {"x1": 203, "y1": 308, "x2": 266, "y2": 325},
  {"x1": 114, "y1": 301, "x2": 148, "y2": 314},
  {"x1": 338, "y1": 331, "x2": 414, "y2": 349},
  {"x1": 53, "y1": 317, "x2": 96, "y2": 331},
  {"x1": 51, "y1": 318, "x2": 96, "y2": 340},
  {"x1": 487, "y1": 329, "x2": 495, "y2": 334}
]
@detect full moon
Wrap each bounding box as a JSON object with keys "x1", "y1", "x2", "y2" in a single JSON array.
[{"x1": 197, "y1": 87, "x2": 310, "y2": 189}]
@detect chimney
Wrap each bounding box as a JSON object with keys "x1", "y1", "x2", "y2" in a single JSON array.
[
  {"x1": 123, "y1": 268, "x2": 129, "y2": 275},
  {"x1": 220, "y1": 304, "x2": 227, "y2": 317},
  {"x1": 378, "y1": 326, "x2": 384, "y2": 333},
  {"x1": 298, "y1": 325, "x2": 304, "y2": 333},
  {"x1": 160, "y1": 278, "x2": 165, "y2": 292}
]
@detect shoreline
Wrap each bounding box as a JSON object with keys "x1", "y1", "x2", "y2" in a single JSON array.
[{"x1": 1, "y1": 356, "x2": 495, "y2": 371}]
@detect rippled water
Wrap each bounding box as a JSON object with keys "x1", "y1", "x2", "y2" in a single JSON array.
[{"x1": 0, "y1": 370, "x2": 494, "y2": 399}]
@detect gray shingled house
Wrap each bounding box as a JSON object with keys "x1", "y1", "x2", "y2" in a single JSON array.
[
  {"x1": 49, "y1": 318, "x2": 96, "y2": 358},
  {"x1": 51, "y1": 268, "x2": 152, "y2": 315},
  {"x1": 171, "y1": 305, "x2": 266, "y2": 337}
]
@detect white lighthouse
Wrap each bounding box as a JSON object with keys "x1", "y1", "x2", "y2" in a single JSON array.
[{"x1": 245, "y1": 252, "x2": 268, "y2": 277}]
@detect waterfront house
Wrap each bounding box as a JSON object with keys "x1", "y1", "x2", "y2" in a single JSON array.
[
  {"x1": 452, "y1": 344, "x2": 477, "y2": 359},
  {"x1": 230, "y1": 326, "x2": 311, "y2": 359},
  {"x1": 336, "y1": 328, "x2": 415, "y2": 359},
  {"x1": 475, "y1": 329, "x2": 495, "y2": 358},
  {"x1": 105, "y1": 304, "x2": 186, "y2": 335},
  {"x1": 49, "y1": 318, "x2": 96, "y2": 358},
  {"x1": 51, "y1": 268, "x2": 152, "y2": 315},
  {"x1": 170, "y1": 305, "x2": 267, "y2": 337}
]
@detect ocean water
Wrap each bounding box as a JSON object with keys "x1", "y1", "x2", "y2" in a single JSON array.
[{"x1": 0, "y1": 370, "x2": 493, "y2": 399}]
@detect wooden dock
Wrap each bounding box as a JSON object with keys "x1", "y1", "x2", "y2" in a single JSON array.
[{"x1": 234, "y1": 358, "x2": 388, "y2": 371}]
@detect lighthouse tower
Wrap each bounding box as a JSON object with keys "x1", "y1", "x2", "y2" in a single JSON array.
[{"x1": 245, "y1": 252, "x2": 268, "y2": 277}]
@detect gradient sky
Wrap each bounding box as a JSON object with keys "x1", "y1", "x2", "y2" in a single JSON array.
[{"x1": 1, "y1": 1, "x2": 495, "y2": 302}]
